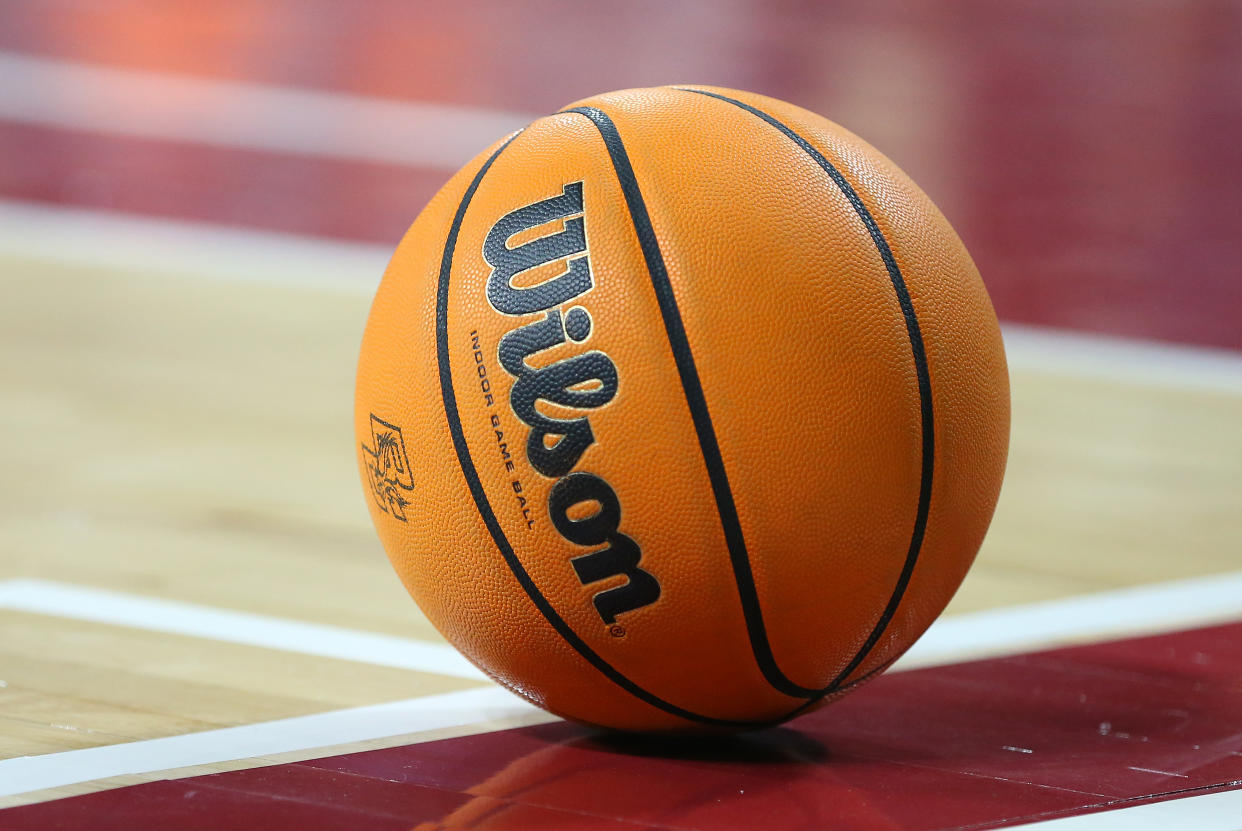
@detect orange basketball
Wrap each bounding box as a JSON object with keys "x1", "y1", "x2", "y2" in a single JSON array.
[{"x1": 355, "y1": 86, "x2": 1009, "y2": 731}]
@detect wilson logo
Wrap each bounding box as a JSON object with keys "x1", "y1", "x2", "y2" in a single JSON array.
[{"x1": 483, "y1": 181, "x2": 660, "y2": 625}]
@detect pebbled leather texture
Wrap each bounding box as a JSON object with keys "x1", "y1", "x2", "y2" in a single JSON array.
[{"x1": 355, "y1": 85, "x2": 1010, "y2": 731}]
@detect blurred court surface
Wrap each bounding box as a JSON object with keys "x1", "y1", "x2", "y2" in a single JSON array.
[{"x1": 1, "y1": 2, "x2": 1241, "y2": 829}]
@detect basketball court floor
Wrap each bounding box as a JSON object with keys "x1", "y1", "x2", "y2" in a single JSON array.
[{"x1": 1, "y1": 3, "x2": 1240, "y2": 828}]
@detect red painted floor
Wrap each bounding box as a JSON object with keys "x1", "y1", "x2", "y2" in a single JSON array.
[
  {"x1": 2, "y1": 2, "x2": 1241, "y2": 349},
  {"x1": 5, "y1": 622, "x2": 1241, "y2": 830}
]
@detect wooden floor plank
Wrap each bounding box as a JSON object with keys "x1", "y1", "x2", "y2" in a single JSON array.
[
  {"x1": 0, "y1": 612, "x2": 480, "y2": 758},
  {"x1": 2, "y1": 254, "x2": 1239, "y2": 763}
]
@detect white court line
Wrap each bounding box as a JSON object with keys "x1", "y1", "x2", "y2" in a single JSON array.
[
  {"x1": 1011, "y1": 788, "x2": 1242, "y2": 830},
  {"x1": 0, "y1": 51, "x2": 534, "y2": 169},
  {"x1": 3, "y1": 570, "x2": 1241, "y2": 692},
  {"x1": 893, "y1": 570, "x2": 1242, "y2": 670},
  {"x1": 1002, "y1": 323, "x2": 1242, "y2": 394},
  {"x1": 4, "y1": 197, "x2": 1241, "y2": 392},
  {"x1": 0, "y1": 579, "x2": 487, "y2": 682},
  {"x1": 1, "y1": 571, "x2": 1240, "y2": 800},
  {"x1": 0, "y1": 687, "x2": 549, "y2": 799},
  {"x1": 0, "y1": 198, "x2": 391, "y2": 291}
]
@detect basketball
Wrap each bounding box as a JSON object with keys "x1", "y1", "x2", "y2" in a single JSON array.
[{"x1": 355, "y1": 85, "x2": 1009, "y2": 731}]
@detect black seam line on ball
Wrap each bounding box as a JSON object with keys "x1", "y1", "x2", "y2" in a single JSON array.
[
  {"x1": 678, "y1": 88, "x2": 936, "y2": 702},
  {"x1": 561, "y1": 105, "x2": 820, "y2": 700},
  {"x1": 436, "y1": 129, "x2": 760, "y2": 730},
  {"x1": 782, "y1": 655, "x2": 899, "y2": 721}
]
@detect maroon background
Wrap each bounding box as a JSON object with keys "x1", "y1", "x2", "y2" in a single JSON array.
[{"x1": 2, "y1": 1, "x2": 1240, "y2": 348}]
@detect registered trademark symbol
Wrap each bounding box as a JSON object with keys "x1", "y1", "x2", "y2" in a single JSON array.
[{"x1": 608, "y1": 624, "x2": 626, "y2": 638}]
